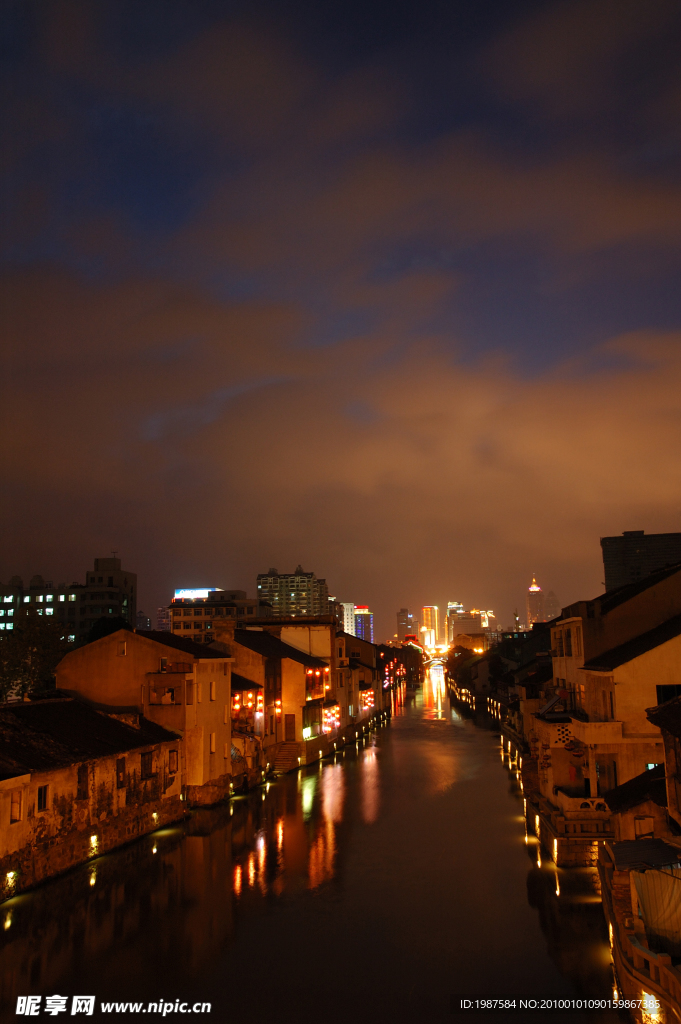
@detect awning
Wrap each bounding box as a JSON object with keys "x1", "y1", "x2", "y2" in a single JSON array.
[
  {"x1": 358, "y1": 680, "x2": 373, "y2": 691},
  {"x1": 231, "y1": 673, "x2": 263, "y2": 692},
  {"x1": 304, "y1": 696, "x2": 324, "y2": 707},
  {"x1": 323, "y1": 698, "x2": 339, "y2": 708}
]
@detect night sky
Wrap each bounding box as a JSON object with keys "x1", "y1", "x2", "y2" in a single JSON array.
[{"x1": 2, "y1": 0, "x2": 681, "y2": 636}]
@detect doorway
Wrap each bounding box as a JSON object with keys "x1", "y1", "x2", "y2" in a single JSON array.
[{"x1": 285, "y1": 714, "x2": 296, "y2": 741}]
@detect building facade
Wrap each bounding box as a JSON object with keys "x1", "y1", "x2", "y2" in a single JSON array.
[
  {"x1": 0, "y1": 557, "x2": 137, "y2": 644},
  {"x1": 601, "y1": 530, "x2": 681, "y2": 592},
  {"x1": 421, "y1": 606, "x2": 439, "y2": 644},
  {"x1": 341, "y1": 603, "x2": 356, "y2": 636},
  {"x1": 56, "y1": 629, "x2": 234, "y2": 805},
  {"x1": 256, "y1": 566, "x2": 330, "y2": 617},
  {"x1": 169, "y1": 589, "x2": 271, "y2": 644}
]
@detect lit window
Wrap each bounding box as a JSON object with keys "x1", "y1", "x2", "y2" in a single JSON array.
[
  {"x1": 23, "y1": 596, "x2": 30, "y2": 603},
  {"x1": 45, "y1": 608, "x2": 54, "y2": 616},
  {"x1": 3, "y1": 596, "x2": 12, "y2": 603},
  {"x1": 36, "y1": 595, "x2": 43, "y2": 603},
  {"x1": 68, "y1": 594, "x2": 76, "y2": 602},
  {"x1": 37, "y1": 609, "x2": 43, "y2": 616},
  {"x1": 68, "y1": 635, "x2": 75, "y2": 642},
  {"x1": 0, "y1": 611, "x2": 3, "y2": 617},
  {"x1": 7, "y1": 610, "x2": 12, "y2": 617},
  {"x1": 59, "y1": 595, "x2": 65, "y2": 602},
  {"x1": 0, "y1": 624, "x2": 5, "y2": 630},
  {"x1": 46, "y1": 595, "x2": 53, "y2": 602},
  {"x1": 6, "y1": 623, "x2": 12, "y2": 631}
]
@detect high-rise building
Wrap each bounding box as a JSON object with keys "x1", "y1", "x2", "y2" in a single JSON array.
[
  {"x1": 600, "y1": 530, "x2": 681, "y2": 592},
  {"x1": 396, "y1": 608, "x2": 416, "y2": 641},
  {"x1": 156, "y1": 606, "x2": 171, "y2": 632},
  {"x1": 526, "y1": 576, "x2": 545, "y2": 626},
  {"x1": 256, "y1": 565, "x2": 330, "y2": 617},
  {"x1": 354, "y1": 606, "x2": 374, "y2": 643},
  {"x1": 136, "y1": 610, "x2": 151, "y2": 631},
  {"x1": 0, "y1": 556, "x2": 137, "y2": 645},
  {"x1": 544, "y1": 591, "x2": 560, "y2": 621},
  {"x1": 341, "y1": 602, "x2": 356, "y2": 636},
  {"x1": 422, "y1": 606, "x2": 439, "y2": 644}
]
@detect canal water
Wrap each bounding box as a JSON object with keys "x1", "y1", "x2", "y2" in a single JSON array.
[{"x1": 1, "y1": 666, "x2": 623, "y2": 1023}]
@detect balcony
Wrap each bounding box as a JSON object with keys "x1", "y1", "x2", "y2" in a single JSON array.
[{"x1": 569, "y1": 718, "x2": 623, "y2": 744}]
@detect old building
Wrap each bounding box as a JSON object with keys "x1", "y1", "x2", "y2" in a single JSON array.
[
  {"x1": 0, "y1": 697, "x2": 182, "y2": 902},
  {"x1": 527, "y1": 569, "x2": 681, "y2": 866},
  {"x1": 169, "y1": 588, "x2": 271, "y2": 644},
  {"x1": 56, "y1": 630, "x2": 233, "y2": 805}
]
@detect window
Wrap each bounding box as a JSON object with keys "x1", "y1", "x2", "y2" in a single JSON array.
[
  {"x1": 5, "y1": 622, "x2": 12, "y2": 631},
  {"x1": 168, "y1": 750, "x2": 178, "y2": 774},
  {"x1": 574, "y1": 627, "x2": 582, "y2": 657},
  {"x1": 77, "y1": 764, "x2": 89, "y2": 800},
  {"x1": 348, "y1": 704, "x2": 354, "y2": 717},
  {"x1": 141, "y1": 752, "x2": 154, "y2": 779},
  {"x1": 118, "y1": 641, "x2": 126, "y2": 656},
  {"x1": 68, "y1": 634, "x2": 75, "y2": 642},
  {"x1": 197, "y1": 683, "x2": 202, "y2": 703},
  {"x1": 160, "y1": 657, "x2": 168, "y2": 672},
  {"x1": 553, "y1": 630, "x2": 564, "y2": 657},
  {"x1": 108, "y1": 576, "x2": 113, "y2": 586},
  {"x1": 46, "y1": 594, "x2": 53, "y2": 602},
  {"x1": 68, "y1": 594, "x2": 76, "y2": 602},
  {"x1": 647, "y1": 763, "x2": 661, "y2": 770},
  {"x1": 37, "y1": 785, "x2": 49, "y2": 811},
  {"x1": 23, "y1": 596, "x2": 30, "y2": 603},
  {"x1": 36, "y1": 595, "x2": 43, "y2": 603},
  {"x1": 186, "y1": 682, "x2": 195, "y2": 704},
  {"x1": 116, "y1": 758, "x2": 126, "y2": 789},
  {"x1": 45, "y1": 608, "x2": 54, "y2": 616},
  {"x1": 59, "y1": 595, "x2": 65, "y2": 602},
  {"x1": 576, "y1": 683, "x2": 586, "y2": 709},
  {"x1": 10, "y1": 790, "x2": 22, "y2": 823},
  {"x1": 564, "y1": 628, "x2": 572, "y2": 657},
  {"x1": 210, "y1": 680, "x2": 216, "y2": 701},
  {"x1": 3, "y1": 596, "x2": 12, "y2": 603},
  {"x1": 210, "y1": 732, "x2": 216, "y2": 754},
  {"x1": 224, "y1": 704, "x2": 229, "y2": 724}
]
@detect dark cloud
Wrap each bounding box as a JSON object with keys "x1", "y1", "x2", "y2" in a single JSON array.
[{"x1": 2, "y1": 0, "x2": 681, "y2": 634}]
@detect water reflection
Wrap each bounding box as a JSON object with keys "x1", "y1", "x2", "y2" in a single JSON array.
[{"x1": 1, "y1": 685, "x2": 621, "y2": 1022}]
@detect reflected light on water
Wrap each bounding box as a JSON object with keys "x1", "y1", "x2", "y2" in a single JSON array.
[
  {"x1": 361, "y1": 747, "x2": 379, "y2": 824},
  {"x1": 234, "y1": 864, "x2": 242, "y2": 897},
  {"x1": 301, "y1": 775, "x2": 317, "y2": 820},
  {"x1": 321, "y1": 763, "x2": 344, "y2": 824}
]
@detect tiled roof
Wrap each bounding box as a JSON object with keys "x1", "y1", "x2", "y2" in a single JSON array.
[
  {"x1": 581, "y1": 615, "x2": 681, "y2": 671},
  {"x1": 233, "y1": 629, "x2": 327, "y2": 668},
  {"x1": 0, "y1": 698, "x2": 178, "y2": 781},
  {"x1": 647, "y1": 695, "x2": 681, "y2": 739},
  {"x1": 608, "y1": 838, "x2": 680, "y2": 871},
  {"x1": 136, "y1": 630, "x2": 228, "y2": 659},
  {"x1": 604, "y1": 764, "x2": 667, "y2": 813},
  {"x1": 598, "y1": 562, "x2": 681, "y2": 616}
]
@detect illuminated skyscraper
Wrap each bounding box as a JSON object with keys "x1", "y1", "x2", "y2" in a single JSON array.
[
  {"x1": 422, "y1": 606, "x2": 439, "y2": 643},
  {"x1": 526, "y1": 576, "x2": 546, "y2": 626},
  {"x1": 256, "y1": 565, "x2": 329, "y2": 617},
  {"x1": 354, "y1": 606, "x2": 374, "y2": 643}
]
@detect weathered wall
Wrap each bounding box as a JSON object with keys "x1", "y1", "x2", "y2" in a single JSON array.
[{"x1": 1, "y1": 742, "x2": 184, "y2": 902}]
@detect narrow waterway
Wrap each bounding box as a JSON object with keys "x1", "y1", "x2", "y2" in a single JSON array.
[{"x1": 2, "y1": 666, "x2": 622, "y2": 1023}]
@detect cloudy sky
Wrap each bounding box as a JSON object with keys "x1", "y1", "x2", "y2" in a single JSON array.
[{"x1": 2, "y1": 0, "x2": 681, "y2": 637}]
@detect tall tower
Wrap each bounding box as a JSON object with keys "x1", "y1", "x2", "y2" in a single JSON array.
[
  {"x1": 526, "y1": 576, "x2": 545, "y2": 626},
  {"x1": 354, "y1": 606, "x2": 374, "y2": 643},
  {"x1": 422, "y1": 605, "x2": 439, "y2": 643}
]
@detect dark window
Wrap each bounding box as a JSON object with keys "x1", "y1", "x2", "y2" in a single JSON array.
[
  {"x1": 108, "y1": 576, "x2": 113, "y2": 586},
  {"x1": 77, "y1": 764, "x2": 89, "y2": 800},
  {"x1": 564, "y1": 628, "x2": 572, "y2": 657},
  {"x1": 116, "y1": 757, "x2": 126, "y2": 789},
  {"x1": 37, "y1": 785, "x2": 48, "y2": 811},
  {"x1": 169, "y1": 750, "x2": 178, "y2": 774},
  {"x1": 10, "y1": 789, "x2": 22, "y2": 822},
  {"x1": 657, "y1": 684, "x2": 681, "y2": 705},
  {"x1": 141, "y1": 752, "x2": 154, "y2": 779}
]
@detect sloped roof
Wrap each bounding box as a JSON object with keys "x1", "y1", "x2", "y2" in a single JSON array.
[
  {"x1": 0, "y1": 698, "x2": 178, "y2": 781},
  {"x1": 598, "y1": 562, "x2": 681, "y2": 616},
  {"x1": 233, "y1": 629, "x2": 326, "y2": 668},
  {"x1": 647, "y1": 695, "x2": 681, "y2": 739},
  {"x1": 581, "y1": 615, "x2": 681, "y2": 671},
  {"x1": 608, "y1": 838, "x2": 680, "y2": 871},
  {"x1": 136, "y1": 630, "x2": 227, "y2": 659},
  {"x1": 604, "y1": 764, "x2": 667, "y2": 813}
]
